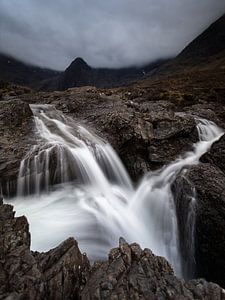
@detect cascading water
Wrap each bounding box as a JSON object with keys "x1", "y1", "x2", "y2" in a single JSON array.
[{"x1": 6, "y1": 105, "x2": 224, "y2": 278}]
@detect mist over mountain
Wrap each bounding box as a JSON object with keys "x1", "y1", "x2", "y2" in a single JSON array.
[
  {"x1": 157, "y1": 14, "x2": 225, "y2": 74},
  {"x1": 1, "y1": 14, "x2": 224, "y2": 91},
  {"x1": 43, "y1": 57, "x2": 168, "y2": 91},
  {"x1": 0, "y1": 0, "x2": 224, "y2": 70},
  {"x1": 0, "y1": 52, "x2": 168, "y2": 90}
]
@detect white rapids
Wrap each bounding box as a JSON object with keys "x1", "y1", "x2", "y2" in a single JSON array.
[{"x1": 6, "y1": 104, "x2": 224, "y2": 278}]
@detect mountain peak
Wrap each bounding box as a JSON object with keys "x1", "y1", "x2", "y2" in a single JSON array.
[{"x1": 69, "y1": 57, "x2": 90, "y2": 69}]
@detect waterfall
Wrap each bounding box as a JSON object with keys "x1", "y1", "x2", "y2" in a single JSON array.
[
  {"x1": 7, "y1": 105, "x2": 224, "y2": 277},
  {"x1": 17, "y1": 105, "x2": 133, "y2": 196}
]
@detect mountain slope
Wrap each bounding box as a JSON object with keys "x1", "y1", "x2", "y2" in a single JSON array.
[
  {"x1": 0, "y1": 53, "x2": 60, "y2": 88},
  {"x1": 0, "y1": 52, "x2": 167, "y2": 91},
  {"x1": 58, "y1": 14, "x2": 225, "y2": 90},
  {"x1": 156, "y1": 14, "x2": 225, "y2": 74},
  {"x1": 42, "y1": 57, "x2": 168, "y2": 91}
]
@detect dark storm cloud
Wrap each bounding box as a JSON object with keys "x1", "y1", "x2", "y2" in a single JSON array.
[{"x1": 0, "y1": 0, "x2": 224, "y2": 70}]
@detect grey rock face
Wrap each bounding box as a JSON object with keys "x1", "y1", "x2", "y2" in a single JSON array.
[
  {"x1": 1, "y1": 198, "x2": 225, "y2": 300},
  {"x1": 0, "y1": 198, "x2": 89, "y2": 300},
  {"x1": 80, "y1": 239, "x2": 225, "y2": 300},
  {"x1": 0, "y1": 99, "x2": 33, "y2": 197},
  {"x1": 174, "y1": 162, "x2": 225, "y2": 288},
  {"x1": 80, "y1": 99, "x2": 198, "y2": 180},
  {"x1": 201, "y1": 134, "x2": 225, "y2": 174}
]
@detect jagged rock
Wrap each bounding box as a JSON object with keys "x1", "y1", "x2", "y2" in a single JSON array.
[
  {"x1": 0, "y1": 197, "x2": 44, "y2": 299},
  {"x1": 0, "y1": 199, "x2": 89, "y2": 299},
  {"x1": 1, "y1": 199, "x2": 225, "y2": 299},
  {"x1": 34, "y1": 238, "x2": 90, "y2": 300},
  {"x1": 80, "y1": 238, "x2": 225, "y2": 300}
]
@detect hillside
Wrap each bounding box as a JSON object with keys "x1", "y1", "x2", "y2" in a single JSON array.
[
  {"x1": 156, "y1": 14, "x2": 225, "y2": 75},
  {"x1": 41, "y1": 57, "x2": 167, "y2": 91},
  {"x1": 0, "y1": 53, "x2": 60, "y2": 88}
]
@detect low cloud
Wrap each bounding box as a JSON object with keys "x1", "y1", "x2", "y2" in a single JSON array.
[{"x1": 0, "y1": 0, "x2": 224, "y2": 70}]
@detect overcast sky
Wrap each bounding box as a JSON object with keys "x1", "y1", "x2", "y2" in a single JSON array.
[{"x1": 0, "y1": 0, "x2": 224, "y2": 70}]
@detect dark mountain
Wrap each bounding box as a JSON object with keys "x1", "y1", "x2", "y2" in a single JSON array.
[
  {"x1": 41, "y1": 57, "x2": 168, "y2": 91},
  {"x1": 157, "y1": 14, "x2": 225, "y2": 74},
  {"x1": 2, "y1": 14, "x2": 224, "y2": 91},
  {"x1": 0, "y1": 53, "x2": 60, "y2": 88},
  {"x1": 0, "y1": 51, "x2": 168, "y2": 91},
  {"x1": 46, "y1": 14, "x2": 225, "y2": 91}
]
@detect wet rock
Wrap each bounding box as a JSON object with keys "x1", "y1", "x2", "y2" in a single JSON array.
[
  {"x1": 99, "y1": 107, "x2": 198, "y2": 179},
  {"x1": 172, "y1": 174, "x2": 197, "y2": 279},
  {"x1": 39, "y1": 90, "x2": 199, "y2": 180},
  {"x1": 35, "y1": 238, "x2": 90, "y2": 300},
  {"x1": 1, "y1": 199, "x2": 225, "y2": 299},
  {"x1": 0, "y1": 199, "x2": 89, "y2": 299},
  {"x1": 80, "y1": 239, "x2": 225, "y2": 300},
  {"x1": 148, "y1": 114, "x2": 198, "y2": 167},
  {"x1": 175, "y1": 164, "x2": 225, "y2": 288},
  {"x1": 0, "y1": 198, "x2": 44, "y2": 299},
  {"x1": 0, "y1": 99, "x2": 34, "y2": 197},
  {"x1": 183, "y1": 103, "x2": 225, "y2": 128},
  {"x1": 201, "y1": 134, "x2": 225, "y2": 174}
]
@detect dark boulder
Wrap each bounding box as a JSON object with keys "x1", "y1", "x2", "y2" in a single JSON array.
[
  {"x1": 52, "y1": 92, "x2": 200, "y2": 180},
  {"x1": 98, "y1": 105, "x2": 198, "y2": 180},
  {"x1": 0, "y1": 99, "x2": 33, "y2": 197},
  {"x1": 172, "y1": 174, "x2": 197, "y2": 279},
  {"x1": 174, "y1": 163, "x2": 225, "y2": 288},
  {"x1": 201, "y1": 134, "x2": 225, "y2": 174},
  {"x1": 0, "y1": 198, "x2": 89, "y2": 299},
  {"x1": 0, "y1": 197, "x2": 44, "y2": 299}
]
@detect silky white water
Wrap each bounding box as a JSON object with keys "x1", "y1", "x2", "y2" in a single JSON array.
[{"x1": 7, "y1": 105, "x2": 224, "y2": 278}]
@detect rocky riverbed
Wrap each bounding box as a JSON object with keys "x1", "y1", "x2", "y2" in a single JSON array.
[
  {"x1": 1, "y1": 198, "x2": 225, "y2": 299},
  {"x1": 0, "y1": 75, "x2": 225, "y2": 299}
]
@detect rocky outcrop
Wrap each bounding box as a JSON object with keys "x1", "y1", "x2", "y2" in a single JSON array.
[
  {"x1": 0, "y1": 90, "x2": 200, "y2": 192},
  {"x1": 0, "y1": 198, "x2": 89, "y2": 299},
  {"x1": 23, "y1": 89, "x2": 199, "y2": 181},
  {"x1": 172, "y1": 174, "x2": 197, "y2": 280},
  {"x1": 87, "y1": 100, "x2": 198, "y2": 179},
  {"x1": 1, "y1": 199, "x2": 225, "y2": 299},
  {"x1": 81, "y1": 238, "x2": 225, "y2": 300},
  {"x1": 201, "y1": 134, "x2": 225, "y2": 174},
  {"x1": 0, "y1": 99, "x2": 34, "y2": 197},
  {"x1": 35, "y1": 238, "x2": 89, "y2": 300},
  {"x1": 174, "y1": 162, "x2": 225, "y2": 288},
  {"x1": 172, "y1": 134, "x2": 225, "y2": 287}
]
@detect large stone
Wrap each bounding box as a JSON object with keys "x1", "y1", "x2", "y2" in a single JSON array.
[
  {"x1": 87, "y1": 100, "x2": 198, "y2": 180},
  {"x1": 0, "y1": 99, "x2": 33, "y2": 197},
  {"x1": 201, "y1": 134, "x2": 225, "y2": 174},
  {"x1": 0, "y1": 198, "x2": 89, "y2": 299},
  {"x1": 174, "y1": 163, "x2": 225, "y2": 288}
]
